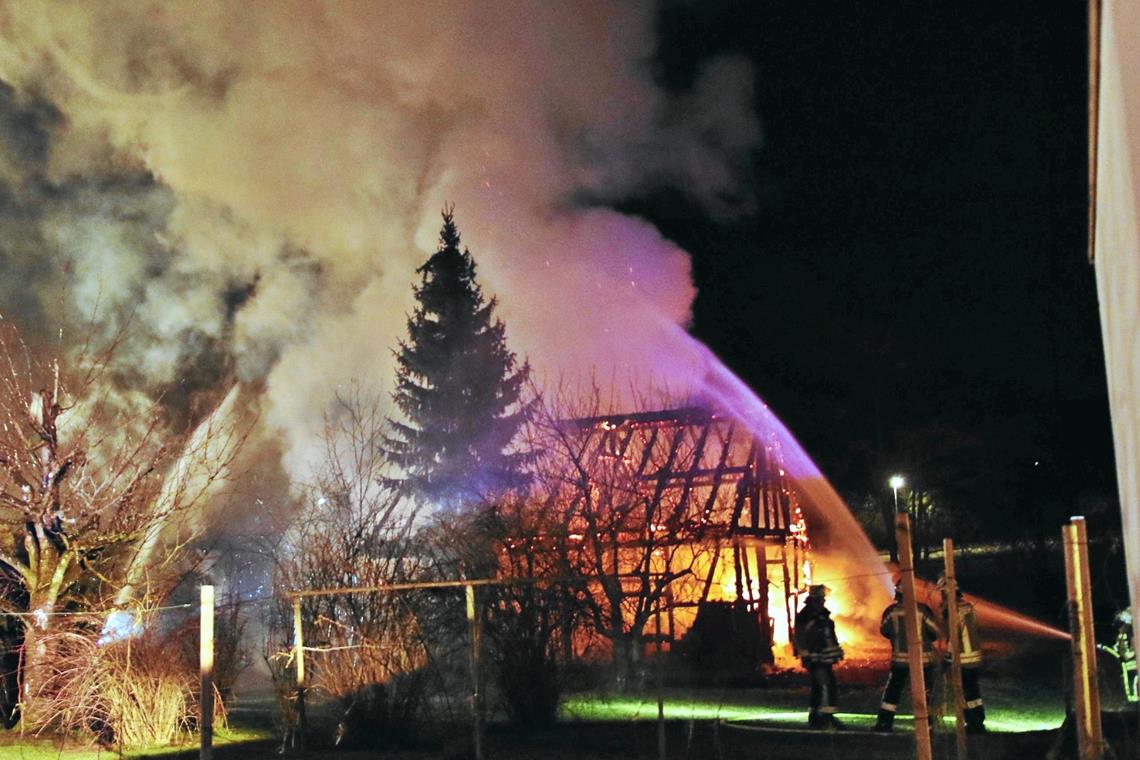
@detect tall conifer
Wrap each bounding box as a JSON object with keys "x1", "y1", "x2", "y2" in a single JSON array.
[{"x1": 384, "y1": 206, "x2": 531, "y2": 507}]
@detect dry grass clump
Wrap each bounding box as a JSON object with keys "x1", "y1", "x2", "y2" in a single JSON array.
[{"x1": 27, "y1": 615, "x2": 224, "y2": 748}]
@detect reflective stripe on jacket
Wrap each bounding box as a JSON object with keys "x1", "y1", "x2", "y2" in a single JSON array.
[
  {"x1": 881, "y1": 601, "x2": 940, "y2": 665},
  {"x1": 943, "y1": 601, "x2": 983, "y2": 668}
]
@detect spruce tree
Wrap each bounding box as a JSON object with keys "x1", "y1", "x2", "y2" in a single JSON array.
[{"x1": 384, "y1": 206, "x2": 531, "y2": 508}]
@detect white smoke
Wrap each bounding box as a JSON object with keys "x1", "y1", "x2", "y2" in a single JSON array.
[{"x1": 0, "y1": 1, "x2": 759, "y2": 475}]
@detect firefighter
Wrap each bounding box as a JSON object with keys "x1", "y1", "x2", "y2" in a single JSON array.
[
  {"x1": 874, "y1": 581, "x2": 941, "y2": 732},
  {"x1": 938, "y1": 577, "x2": 986, "y2": 733},
  {"x1": 1099, "y1": 607, "x2": 1137, "y2": 704},
  {"x1": 794, "y1": 584, "x2": 845, "y2": 729}
]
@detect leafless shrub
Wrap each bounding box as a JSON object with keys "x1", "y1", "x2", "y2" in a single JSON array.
[
  {"x1": 271, "y1": 384, "x2": 431, "y2": 745},
  {"x1": 26, "y1": 612, "x2": 224, "y2": 748},
  {"x1": 177, "y1": 595, "x2": 251, "y2": 702},
  {"x1": 479, "y1": 493, "x2": 576, "y2": 725},
  {"x1": 0, "y1": 319, "x2": 247, "y2": 724},
  {"x1": 262, "y1": 634, "x2": 300, "y2": 751}
]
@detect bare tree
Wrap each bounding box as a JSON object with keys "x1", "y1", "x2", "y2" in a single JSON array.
[
  {"x1": 529, "y1": 383, "x2": 725, "y2": 687},
  {"x1": 0, "y1": 321, "x2": 243, "y2": 725},
  {"x1": 273, "y1": 384, "x2": 429, "y2": 745}
]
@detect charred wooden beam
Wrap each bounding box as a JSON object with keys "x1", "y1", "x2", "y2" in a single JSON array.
[
  {"x1": 667, "y1": 420, "x2": 712, "y2": 527},
  {"x1": 698, "y1": 423, "x2": 737, "y2": 525},
  {"x1": 632, "y1": 427, "x2": 660, "y2": 481},
  {"x1": 647, "y1": 425, "x2": 687, "y2": 523}
]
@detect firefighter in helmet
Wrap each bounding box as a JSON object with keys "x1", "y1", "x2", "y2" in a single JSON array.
[
  {"x1": 938, "y1": 576, "x2": 986, "y2": 733},
  {"x1": 794, "y1": 584, "x2": 845, "y2": 729},
  {"x1": 1099, "y1": 607, "x2": 1137, "y2": 704},
  {"x1": 874, "y1": 580, "x2": 941, "y2": 732}
]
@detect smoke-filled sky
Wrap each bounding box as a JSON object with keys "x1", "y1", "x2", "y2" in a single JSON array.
[
  {"x1": 0, "y1": 1, "x2": 1118, "y2": 533},
  {"x1": 1, "y1": 2, "x2": 1125, "y2": 628},
  {"x1": 0, "y1": 1, "x2": 759, "y2": 474}
]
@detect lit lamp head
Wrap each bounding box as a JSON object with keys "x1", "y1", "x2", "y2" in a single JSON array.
[{"x1": 889, "y1": 474, "x2": 905, "y2": 514}]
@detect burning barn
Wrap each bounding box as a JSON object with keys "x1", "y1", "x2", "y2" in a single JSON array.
[{"x1": 557, "y1": 405, "x2": 815, "y2": 671}]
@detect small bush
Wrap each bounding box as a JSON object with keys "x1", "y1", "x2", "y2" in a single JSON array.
[{"x1": 28, "y1": 615, "x2": 224, "y2": 748}]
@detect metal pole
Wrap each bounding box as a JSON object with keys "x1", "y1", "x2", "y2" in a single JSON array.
[
  {"x1": 1063, "y1": 516, "x2": 1104, "y2": 760},
  {"x1": 199, "y1": 585, "x2": 214, "y2": 760},
  {"x1": 895, "y1": 513, "x2": 932, "y2": 760},
  {"x1": 466, "y1": 583, "x2": 483, "y2": 760},
  {"x1": 293, "y1": 597, "x2": 306, "y2": 751},
  {"x1": 942, "y1": 539, "x2": 966, "y2": 760}
]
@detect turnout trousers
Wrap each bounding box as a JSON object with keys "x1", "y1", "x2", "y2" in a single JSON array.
[
  {"x1": 962, "y1": 667, "x2": 985, "y2": 731},
  {"x1": 807, "y1": 662, "x2": 839, "y2": 726},
  {"x1": 875, "y1": 662, "x2": 934, "y2": 730}
]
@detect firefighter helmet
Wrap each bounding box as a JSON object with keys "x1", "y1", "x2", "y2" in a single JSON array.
[{"x1": 936, "y1": 574, "x2": 964, "y2": 599}]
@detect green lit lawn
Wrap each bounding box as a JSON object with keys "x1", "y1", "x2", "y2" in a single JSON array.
[
  {"x1": 561, "y1": 687, "x2": 1065, "y2": 733},
  {"x1": 563, "y1": 693, "x2": 803, "y2": 723},
  {"x1": 0, "y1": 725, "x2": 271, "y2": 759},
  {"x1": 0, "y1": 686, "x2": 1065, "y2": 759}
]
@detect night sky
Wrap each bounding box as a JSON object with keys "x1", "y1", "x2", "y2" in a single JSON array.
[{"x1": 644, "y1": 3, "x2": 1114, "y2": 529}]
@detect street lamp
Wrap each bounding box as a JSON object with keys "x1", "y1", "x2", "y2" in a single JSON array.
[{"x1": 889, "y1": 474, "x2": 905, "y2": 513}]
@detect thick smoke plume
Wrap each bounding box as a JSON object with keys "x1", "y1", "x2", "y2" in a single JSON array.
[{"x1": 0, "y1": 1, "x2": 758, "y2": 475}]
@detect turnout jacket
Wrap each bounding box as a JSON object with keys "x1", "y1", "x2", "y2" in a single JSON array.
[
  {"x1": 881, "y1": 600, "x2": 941, "y2": 665},
  {"x1": 795, "y1": 600, "x2": 845, "y2": 664},
  {"x1": 942, "y1": 600, "x2": 983, "y2": 668}
]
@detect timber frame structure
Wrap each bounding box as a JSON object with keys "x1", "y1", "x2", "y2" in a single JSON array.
[{"x1": 566, "y1": 405, "x2": 809, "y2": 662}]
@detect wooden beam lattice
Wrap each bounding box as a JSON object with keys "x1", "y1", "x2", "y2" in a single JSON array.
[
  {"x1": 699, "y1": 422, "x2": 736, "y2": 524},
  {"x1": 666, "y1": 419, "x2": 712, "y2": 527},
  {"x1": 568, "y1": 406, "x2": 793, "y2": 545}
]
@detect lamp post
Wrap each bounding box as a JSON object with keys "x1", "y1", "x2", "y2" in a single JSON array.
[{"x1": 889, "y1": 474, "x2": 905, "y2": 514}]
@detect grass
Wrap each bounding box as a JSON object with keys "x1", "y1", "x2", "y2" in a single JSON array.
[
  {"x1": 561, "y1": 684, "x2": 1067, "y2": 733},
  {"x1": 563, "y1": 692, "x2": 803, "y2": 723},
  {"x1": 0, "y1": 678, "x2": 1070, "y2": 758},
  {"x1": 0, "y1": 725, "x2": 272, "y2": 759}
]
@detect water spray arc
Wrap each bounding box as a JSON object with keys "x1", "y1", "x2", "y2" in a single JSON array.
[
  {"x1": 103, "y1": 385, "x2": 244, "y2": 641},
  {"x1": 642, "y1": 321, "x2": 1069, "y2": 647}
]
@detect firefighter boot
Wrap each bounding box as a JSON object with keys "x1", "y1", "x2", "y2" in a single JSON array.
[{"x1": 965, "y1": 698, "x2": 986, "y2": 733}]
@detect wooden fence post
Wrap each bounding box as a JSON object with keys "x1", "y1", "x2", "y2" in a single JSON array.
[
  {"x1": 200, "y1": 585, "x2": 214, "y2": 760},
  {"x1": 942, "y1": 539, "x2": 966, "y2": 760},
  {"x1": 895, "y1": 513, "x2": 932, "y2": 760},
  {"x1": 466, "y1": 583, "x2": 483, "y2": 760},
  {"x1": 1063, "y1": 516, "x2": 1104, "y2": 760},
  {"x1": 293, "y1": 597, "x2": 306, "y2": 752}
]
